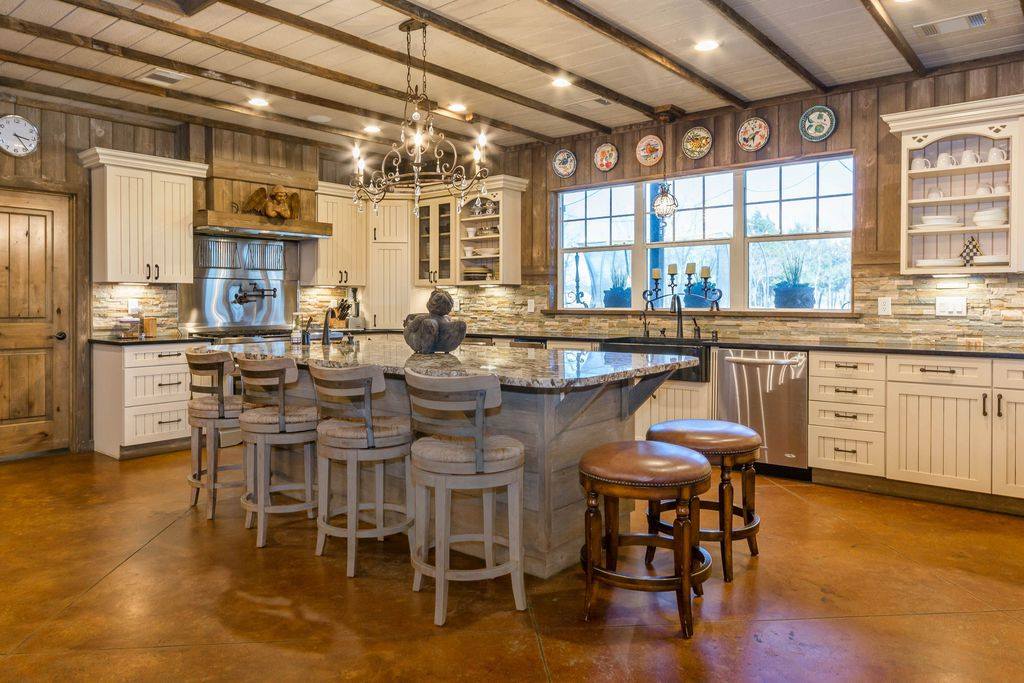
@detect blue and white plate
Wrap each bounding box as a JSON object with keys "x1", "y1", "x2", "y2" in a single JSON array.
[{"x1": 552, "y1": 148, "x2": 577, "y2": 178}]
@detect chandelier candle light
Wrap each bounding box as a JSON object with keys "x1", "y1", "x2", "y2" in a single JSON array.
[{"x1": 350, "y1": 21, "x2": 489, "y2": 217}]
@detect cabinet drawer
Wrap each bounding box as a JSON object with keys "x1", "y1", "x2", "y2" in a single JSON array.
[
  {"x1": 808, "y1": 400, "x2": 885, "y2": 432},
  {"x1": 887, "y1": 354, "x2": 991, "y2": 387},
  {"x1": 808, "y1": 377, "x2": 886, "y2": 405},
  {"x1": 809, "y1": 426, "x2": 885, "y2": 476},
  {"x1": 808, "y1": 352, "x2": 886, "y2": 381},
  {"x1": 124, "y1": 364, "x2": 191, "y2": 407},
  {"x1": 123, "y1": 343, "x2": 195, "y2": 368},
  {"x1": 993, "y1": 360, "x2": 1024, "y2": 390},
  {"x1": 123, "y1": 402, "x2": 190, "y2": 446}
]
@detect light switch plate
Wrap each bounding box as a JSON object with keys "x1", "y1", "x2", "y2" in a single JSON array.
[
  {"x1": 935, "y1": 296, "x2": 967, "y2": 317},
  {"x1": 877, "y1": 297, "x2": 892, "y2": 316},
  {"x1": 527, "y1": 298, "x2": 535, "y2": 313},
  {"x1": 453, "y1": 297, "x2": 461, "y2": 312},
  {"x1": 127, "y1": 299, "x2": 140, "y2": 315}
]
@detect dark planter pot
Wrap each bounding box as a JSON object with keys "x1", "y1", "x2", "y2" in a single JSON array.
[
  {"x1": 773, "y1": 282, "x2": 815, "y2": 309},
  {"x1": 603, "y1": 287, "x2": 631, "y2": 308}
]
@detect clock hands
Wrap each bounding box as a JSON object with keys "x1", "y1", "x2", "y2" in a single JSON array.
[{"x1": 13, "y1": 133, "x2": 32, "y2": 148}]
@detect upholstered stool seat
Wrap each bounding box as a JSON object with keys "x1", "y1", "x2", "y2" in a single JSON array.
[
  {"x1": 578, "y1": 441, "x2": 713, "y2": 639},
  {"x1": 317, "y1": 415, "x2": 411, "y2": 447},
  {"x1": 646, "y1": 419, "x2": 762, "y2": 582},
  {"x1": 238, "y1": 404, "x2": 319, "y2": 433},
  {"x1": 188, "y1": 394, "x2": 245, "y2": 419},
  {"x1": 411, "y1": 434, "x2": 524, "y2": 475}
]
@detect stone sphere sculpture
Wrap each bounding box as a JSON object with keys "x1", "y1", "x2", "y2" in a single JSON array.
[{"x1": 403, "y1": 290, "x2": 467, "y2": 354}]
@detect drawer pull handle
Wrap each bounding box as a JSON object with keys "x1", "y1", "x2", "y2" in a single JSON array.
[
  {"x1": 834, "y1": 362, "x2": 859, "y2": 369},
  {"x1": 157, "y1": 381, "x2": 182, "y2": 387},
  {"x1": 158, "y1": 418, "x2": 182, "y2": 425},
  {"x1": 983, "y1": 393, "x2": 988, "y2": 417},
  {"x1": 834, "y1": 388, "x2": 859, "y2": 395},
  {"x1": 833, "y1": 447, "x2": 858, "y2": 454},
  {"x1": 157, "y1": 352, "x2": 182, "y2": 358},
  {"x1": 833, "y1": 412, "x2": 859, "y2": 420},
  {"x1": 919, "y1": 367, "x2": 956, "y2": 374}
]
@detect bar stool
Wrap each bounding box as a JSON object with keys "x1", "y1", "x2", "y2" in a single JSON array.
[
  {"x1": 578, "y1": 441, "x2": 713, "y2": 638},
  {"x1": 186, "y1": 349, "x2": 244, "y2": 519},
  {"x1": 405, "y1": 370, "x2": 527, "y2": 627},
  {"x1": 647, "y1": 419, "x2": 762, "y2": 582},
  {"x1": 235, "y1": 354, "x2": 319, "y2": 548},
  {"x1": 309, "y1": 360, "x2": 415, "y2": 577}
]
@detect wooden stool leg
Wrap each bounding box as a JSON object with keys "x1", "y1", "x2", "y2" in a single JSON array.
[
  {"x1": 483, "y1": 488, "x2": 495, "y2": 568},
  {"x1": 243, "y1": 442, "x2": 256, "y2": 529},
  {"x1": 508, "y1": 471, "x2": 527, "y2": 611},
  {"x1": 189, "y1": 427, "x2": 202, "y2": 508},
  {"x1": 742, "y1": 463, "x2": 759, "y2": 556},
  {"x1": 604, "y1": 496, "x2": 619, "y2": 572},
  {"x1": 346, "y1": 454, "x2": 359, "y2": 578},
  {"x1": 205, "y1": 427, "x2": 218, "y2": 520},
  {"x1": 690, "y1": 494, "x2": 703, "y2": 597},
  {"x1": 673, "y1": 497, "x2": 694, "y2": 639},
  {"x1": 404, "y1": 456, "x2": 415, "y2": 557},
  {"x1": 583, "y1": 490, "x2": 602, "y2": 621},
  {"x1": 375, "y1": 461, "x2": 385, "y2": 541},
  {"x1": 412, "y1": 481, "x2": 428, "y2": 592},
  {"x1": 256, "y1": 441, "x2": 271, "y2": 548},
  {"x1": 644, "y1": 500, "x2": 659, "y2": 565},
  {"x1": 433, "y1": 484, "x2": 451, "y2": 626},
  {"x1": 304, "y1": 443, "x2": 316, "y2": 520},
  {"x1": 315, "y1": 456, "x2": 330, "y2": 556},
  {"x1": 719, "y1": 465, "x2": 734, "y2": 582}
]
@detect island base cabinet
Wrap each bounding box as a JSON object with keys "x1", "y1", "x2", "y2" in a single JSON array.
[
  {"x1": 993, "y1": 388, "x2": 1024, "y2": 499},
  {"x1": 634, "y1": 381, "x2": 710, "y2": 440},
  {"x1": 885, "y1": 382, "x2": 992, "y2": 493},
  {"x1": 808, "y1": 425, "x2": 885, "y2": 476}
]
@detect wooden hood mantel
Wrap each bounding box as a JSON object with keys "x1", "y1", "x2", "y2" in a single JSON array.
[{"x1": 193, "y1": 209, "x2": 332, "y2": 240}]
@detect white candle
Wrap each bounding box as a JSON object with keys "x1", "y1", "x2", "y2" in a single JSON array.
[
  {"x1": 651, "y1": 268, "x2": 662, "y2": 280},
  {"x1": 685, "y1": 262, "x2": 696, "y2": 275},
  {"x1": 667, "y1": 263, "x2": 678, "y2": 275},
  {"x1": 700, "y1": 265, "x2": 711, "y2": 278}
]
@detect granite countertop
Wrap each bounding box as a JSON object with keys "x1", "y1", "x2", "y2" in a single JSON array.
[
  {"x1": 90, "y1": 334, "x2": 210, "y2": 346},
  {"x1": 207, "y1": 339, "x2": 694, "y2": 390}
]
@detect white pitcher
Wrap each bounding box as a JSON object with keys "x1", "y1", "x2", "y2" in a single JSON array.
[
  {"x1": 936, "y1": 152, "x2": 958, "y2": 168},
  {"x1": 988, "y1": 147, "x2": 1008, "y2": 162},
  {"x1": 961, "y1": 150, "x2": 981, "y2": 166}
]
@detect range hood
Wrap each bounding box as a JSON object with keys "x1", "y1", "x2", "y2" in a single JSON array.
[{"x1": 193, "y1": 209, "x2": 332, "y2": 240}]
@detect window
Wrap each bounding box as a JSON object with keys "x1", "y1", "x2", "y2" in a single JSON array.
[{"x1": 556, "y1": 155, "x2": 853, "y2": 311}]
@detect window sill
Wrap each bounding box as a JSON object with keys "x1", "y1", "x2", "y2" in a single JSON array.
[{"x1": 542, "y1": 308, "x2": 862, "y2": 319}]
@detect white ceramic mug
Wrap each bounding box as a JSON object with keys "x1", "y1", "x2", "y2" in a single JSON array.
[
  {"x1": 976, "y1": 184, "x2": 993, "y2": 195},
  {"x1": 927, "y1": 187, "x2": 945, "y2": 200},
  {"x1": 961, "y1": 150, "x2": 981, "y2": 166},
  {"x1": 989, "y1": 147, "x2": 1008, "y2": 162},
  {"x1": 994, "y1": 183, "x2": 1010, "y2": 194},
  {"x1": 936, "y1": 152, "x2": 958, "y2": 168},
  {"x1": 463, "y1": 246, "x2": 474, "y2": 257},
  {"x1": 466, "y1": 227, "x2": 478, "y2": 237},
  {"x1": 911, "y1": 156, "x2": 931, "y2": 170}
]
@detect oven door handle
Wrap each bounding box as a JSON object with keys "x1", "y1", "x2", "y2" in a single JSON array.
[{"x1": 725, "y1": 356, "x2": 802, "y2": 366}]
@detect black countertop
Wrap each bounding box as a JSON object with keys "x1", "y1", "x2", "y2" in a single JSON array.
[{"x1": 90, "y1": 334, "x2": 212, "y2": 346}]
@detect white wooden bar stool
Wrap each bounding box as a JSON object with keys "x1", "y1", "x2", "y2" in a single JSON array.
[
  {"x1": 235, "y1": 354, "x2": 318, "y2": 548},
  {"x1": 309, "y1": 361, "x2": 414, "y2": 577},
  {"x1": 405, "y1": 370, "x2": 527, "y2": 626},
  {"x1": 186, "y1": 348, "x2": 243, "y2": 519}
]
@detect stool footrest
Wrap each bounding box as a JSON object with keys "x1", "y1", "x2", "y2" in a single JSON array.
[{"x1": 587, "y1": 546, "x2": 712, "y2": 593}]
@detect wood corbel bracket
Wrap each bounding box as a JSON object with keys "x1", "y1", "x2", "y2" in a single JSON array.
[
  {"x1": 554, "y1": 383, "x2": 609, "y2": 432},
  {"x1": 620, "y1": 370, "x2": 674, "y2": 420}
]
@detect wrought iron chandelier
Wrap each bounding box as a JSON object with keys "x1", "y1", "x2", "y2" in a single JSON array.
[{"x1": 350, "y1": 20, "x2": 489, "y2": 217}]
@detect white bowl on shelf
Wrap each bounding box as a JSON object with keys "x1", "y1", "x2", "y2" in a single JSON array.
[
  {"x1": 915, "y1": 258, "x2": 963, "y2": 267},
  {"x1": 476, "y1": 247, "x2": 499, "y2": 256},
  {"x1": 974, "y1": 220, "x2": 1009, "y2": 228},
  {"x1": 920, "y1": 214, "x2": 960, "y2": 224},
  {"x1": 972, "y1": 255, "x2": 1009, "y2": 265}
]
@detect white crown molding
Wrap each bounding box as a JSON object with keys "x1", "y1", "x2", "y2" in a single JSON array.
[
  {"x1": 77, "y1": 147, "x2": 208, "y2": 177},
  {"x1": 483, "y1": 174, "x2": 529, "y2": 192},
  {"x1": 882, "y1": 94, "x2": 1024, "y2": 134}
]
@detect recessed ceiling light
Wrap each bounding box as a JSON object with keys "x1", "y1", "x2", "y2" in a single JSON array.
[
  {"x1": 552, "y1": 77, "x2": 571, "y2": 88},
  {"x1": 363, "y1": 125, "x2": 381, "y2": 134},
  {"x1": 308, "y1": 114, "x2": 332, "y2": 123},
  {"x1": 247, "y1": 96, "x2": 269, "y2": 107},
  {"x1": 694, "y1": 39, "x2": 720, "y2": 52},
  {"x1": 447, "y1": 103, "x2": 467, "y2": 113}
]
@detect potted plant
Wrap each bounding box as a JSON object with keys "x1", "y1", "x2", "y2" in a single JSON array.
[
  {"x1": 772, "y1": 253, "x2": 815, "y2": 309},
  {"x1": 603, "y1": 266, "x2": 631, "y2": 308}
]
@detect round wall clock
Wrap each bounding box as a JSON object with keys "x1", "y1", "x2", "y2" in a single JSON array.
[
  {"x1": 593, "y1": 142, "x2": 618, "y2": 172},
  {"x1": 551, "y1": 148, "x2": 577, "y2": 178},
  {"x1": 0, "y1": 115, "x2": 39, "y2": 157},
  {"x1": 681, "y1": 126, "x2": 713, "y2": 160},
  {"x1": 799, "y1": 105, "x2": 837, "y2": 143},
  {"x1": 736, "y1": 116, "x2": 770, "y2": 152},
  {"x1": 635, "y1": 134, "x2": 664, "y2": 167}
]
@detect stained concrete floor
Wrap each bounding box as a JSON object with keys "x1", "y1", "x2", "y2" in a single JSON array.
[{"x1": 2, "y1": 448, "x2": 1024, "y2": 681}]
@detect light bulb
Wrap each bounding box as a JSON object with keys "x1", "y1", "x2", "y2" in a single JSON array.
[
  {"x1": 247, "y1": 96, "x2": 269, "y2": 107},
  {"x1": 652, "y1": 183, "x2": 678, "y2": 219},
  {"x1": 473, "y1": 147, "x2": 481, "y2": 162},
  {"x1": 352, "y1": 145, "x2": 361, "y2": 159},
  {"x1": 477, "y1": 132, "x2": 487, "y2": 146},
  {"x1": 552, "y1": 77, "x2": 571, "y2": 88},
  {"x1": 694, "y1": 39, "x2": 720, "y2": 52}
]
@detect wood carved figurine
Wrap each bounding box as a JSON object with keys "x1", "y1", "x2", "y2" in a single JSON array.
[
  {"x1": 403, "y1": 290, "x2": 467, "y2": 354},
  {"x1": 240, "y1": 185, "x2": 301, "y2": 221}
]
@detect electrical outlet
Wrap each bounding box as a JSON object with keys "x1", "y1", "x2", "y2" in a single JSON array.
[
  {"x1": 877, "y1": 296, "x2": 892, "y2": 316},
  {"x1": 935, "y1": 296, "x2": 967, "y2": 317},
  {"x1": 527, "y1": 298, "x2": 535, "y2": 313},
  {"x1": 127, "y1": 299, "x2": 140, "y2": 315},
  {"x1": 453, "y1": 297, "x2": 461, "y2": 312}
]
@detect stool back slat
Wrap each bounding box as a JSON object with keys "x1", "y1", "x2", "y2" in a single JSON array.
[
  {"x1": 309, "y1": 362, "x2": 384, "y2": 448},
  {"x1": 235, "y1": 355, "x2": 297, "y2": 433},
  {"x1": 186, "y1": 349, "x2": 233, "y2": 418}
]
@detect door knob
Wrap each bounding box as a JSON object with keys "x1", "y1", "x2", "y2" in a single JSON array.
[{"x1": 53, "y1": 331, "x2": 67, "y2": 340}]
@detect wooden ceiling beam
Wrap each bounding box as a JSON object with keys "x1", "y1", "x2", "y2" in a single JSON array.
[
  {"x1": 859, "y1": 0, "x2": 928, "y2": 77},
  {"x1": 135, "y1": 0, "x2": 217, "y2": 15},
  {"x1": 696, "y1": 0, "x2": 827, "y2": 93},
  {"x1": 213, "y1": 0, "x2": 612, "y2": 133},
  {"x1": 58, "y1": 0, "x2": 584, "y2": 139},
  {"x1": 535, "y1": 0, "x2": 746, "y2": 109},
  {"x1": 365, "y1": 0, "x2": 661, "y2": 119}
]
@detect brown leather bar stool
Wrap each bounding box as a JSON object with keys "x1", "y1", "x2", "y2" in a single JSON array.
[
  {"x1": 578, "y1": 441, "x2": 713, "y2": 638},
  {"x1": 647, "y1": 419, "x2": 762, "y2": 582}
]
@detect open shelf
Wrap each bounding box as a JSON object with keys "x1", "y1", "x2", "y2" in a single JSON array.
[
  {"x1": 460, "y1": 214, "x2": 500, "y2": 223},
  {"x1": 908, "y1": 160, "x2": 1011, "y2": 179},
  {"x1": 461, "y1": 233, "x2": 500, "y2": 241},
  {"x1": 908, "y1": 192, "x2": 1010, "y2": 207},
  {"x1": 909, "y1": 224, "x2": 1010, "y2": 235}
]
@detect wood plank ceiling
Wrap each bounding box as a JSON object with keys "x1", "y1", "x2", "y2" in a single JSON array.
[{"x1": 0, "y1": 0, "x2": 1021, "y2": 154}]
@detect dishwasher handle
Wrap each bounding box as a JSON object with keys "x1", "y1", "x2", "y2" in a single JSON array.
[{"x1": 725, "y1": 356, "x2": 803, "y2": 366}]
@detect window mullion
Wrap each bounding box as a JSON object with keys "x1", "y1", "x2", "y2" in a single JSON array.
[
  {"x1": 732, "y1": 170, "x2": 747, "y2": 309},
  {"x1": 631, "y1": 181, "x2": 645, "y2": 309}
]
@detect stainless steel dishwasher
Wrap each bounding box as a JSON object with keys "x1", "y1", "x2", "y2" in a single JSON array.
[{"x1": 715, "y1": 348, "x2": 808, "y2": 470}]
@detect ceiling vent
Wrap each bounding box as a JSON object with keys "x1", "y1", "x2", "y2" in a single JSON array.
[
  {"x1": 570, "y1": 97, "x2": 613, "y2": 113},
  {"x1": 138, "y1": 68, "x2": 188, "y2": 86},
  {"x1": 914, "y1": 10, "x2": 989, "y2": 38}
]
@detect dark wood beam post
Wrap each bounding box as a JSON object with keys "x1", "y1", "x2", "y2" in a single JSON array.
[
  {"x1": 535, "y1": 0, "x2": 747, "y2": 109},
  {"x1": 696, "y1": 0, "x2": 827, "y2": 93},
  {"x1": 859, "y1": 0, "x2": 928, "y2": 77}
]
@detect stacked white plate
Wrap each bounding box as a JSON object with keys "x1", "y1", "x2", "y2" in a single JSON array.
[
  {"x1": 972, "y1": 207, "x2": 1008, "y2": 227},
  {"x1": 973, "y1": 255, "x2": 1009, "y2": 265},
  {"x1": 911, "y1": 214, "x2": 962, "y2": 230}
]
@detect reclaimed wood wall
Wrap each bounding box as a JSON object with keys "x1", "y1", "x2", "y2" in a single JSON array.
[{"x1": 499, "y1": 59, "x2": 1024, "y2": 282}]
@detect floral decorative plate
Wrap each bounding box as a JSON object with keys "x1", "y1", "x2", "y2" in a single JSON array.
[
  {"x1": 736, "y1": 116, "x2": 770, "y2": 152},
  {"x1": 635, "y1": 134, "x2": 664, "y2": 167},
  {"x1": 799, "y1": 105, "x2": 837, "y2": 143},
  {"x1": 551, "y1": 148, "x2": 577, "y2": 178},
  {"x1": 681, "y1": 126, "x2": 713, "y2": 160},
  {"x1": 593, "y1": 142, "x2": 618, "y2": 172}
]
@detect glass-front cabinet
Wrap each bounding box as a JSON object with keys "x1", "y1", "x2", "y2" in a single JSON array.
[{"x1": 414, "y1": 196, "x2": 457, "y2": 286}]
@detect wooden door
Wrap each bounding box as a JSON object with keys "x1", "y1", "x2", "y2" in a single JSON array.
[
  {"x1": 365, "y1": 242, "x2": 409, "y2": 329},
  {"x1": 0, "y1": 191, "x2": 71, "y2": 455},
  {"x1": 885, "y1": 382, "x2": 991, "y2": 493},
  {"x1": 993, "y1": 388, "x2": 1024, "y2": 499},
  {"x1": 150, "y1": 172, "x2": 192, "y2": 284}
]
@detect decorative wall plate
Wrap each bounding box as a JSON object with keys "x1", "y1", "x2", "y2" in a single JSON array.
[
  {"x1": 736, "y1": 116, "x2": 770, "y2": 152},
  {"x1": 681, "y1": 126, "x2": 713, "y2": 160},
  {"x1": 593, "y1": 142, "x2": 618, "y2": 172},
  {"x1": 551, "y1": 148, "x2": 577, "y2": 178},
  {"x1": 635, "y1": 134, "x2": 664, "y2": 166},
  {"x1": 799, "y1": 105, "x2": 837, "y2": 143}
]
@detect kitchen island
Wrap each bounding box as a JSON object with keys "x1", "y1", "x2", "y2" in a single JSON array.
[{"x1": 210, "y1": 338, "x2": 695, "y2": 577}]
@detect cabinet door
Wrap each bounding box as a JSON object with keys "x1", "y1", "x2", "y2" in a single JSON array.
[
  {"x1": 886, "y1": 382, "x2": 992, "y2": 492},
  {"x1": 634, "y1": 381, "x2": 711, "y2": 439},
  {"x1": 808, "y1": 426, "x2": 885, "y2": 476},
  {"x1": 993, "y1": 389, "x2": 1024, "y2": 499},
  {"x1": 150, "y1": 172, "x2": 193, "y2": 283},
  {"x1": 365, "y1": 241, "x2": 410, "y2": 329},
  {"x1": 413, "y1": 202, "x2": 433, "y2": 286},
  {"x1": 340, "y1": 199, "x2": 368, "y2": 286},
  {"x1": 370, "y1": 199, "x2": 410, "y2": 243},
  {"x1": 434, "y1": 198, "x2": 456, "y2": 284},
  {"x1": 101, "y1": 166, "x2": 151, "y2": 283}
]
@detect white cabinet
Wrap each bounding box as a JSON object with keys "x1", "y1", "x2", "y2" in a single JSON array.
[
  {"x1": 634, "y1": 380, "x2": 711, "y2": 440},
  {"x1": 886, "y1": 354, "x2": 991, "y2": 386},
  {"x1": 79, "y1": 148, "x2": 206, "y2": 284},
  {"x1": 414, "y1": 196, "x2": 458, "y2": 286},
  {"x1": 364, "y1": 241, "x2": 410, "y2": 329},
  {"x1": 809, "y1": 425, "x2": 885, "y2": 477},
  {"x1": 369, "y1": 199, "x2": 410, "y2": 243},
  {"x1": 454, "y1": 175, "x2": 527, "y2": 286},
  {"x1": 301, "y1": 183, "x2": 368, "y2": 287},
  {"x1": 993, "y1": 388, "x2": 1024, "y2": 499}
]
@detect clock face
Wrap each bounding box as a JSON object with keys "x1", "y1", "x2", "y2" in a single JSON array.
[{"x1": 0, "y1": 115, "x2": 40, "y2": 157}]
